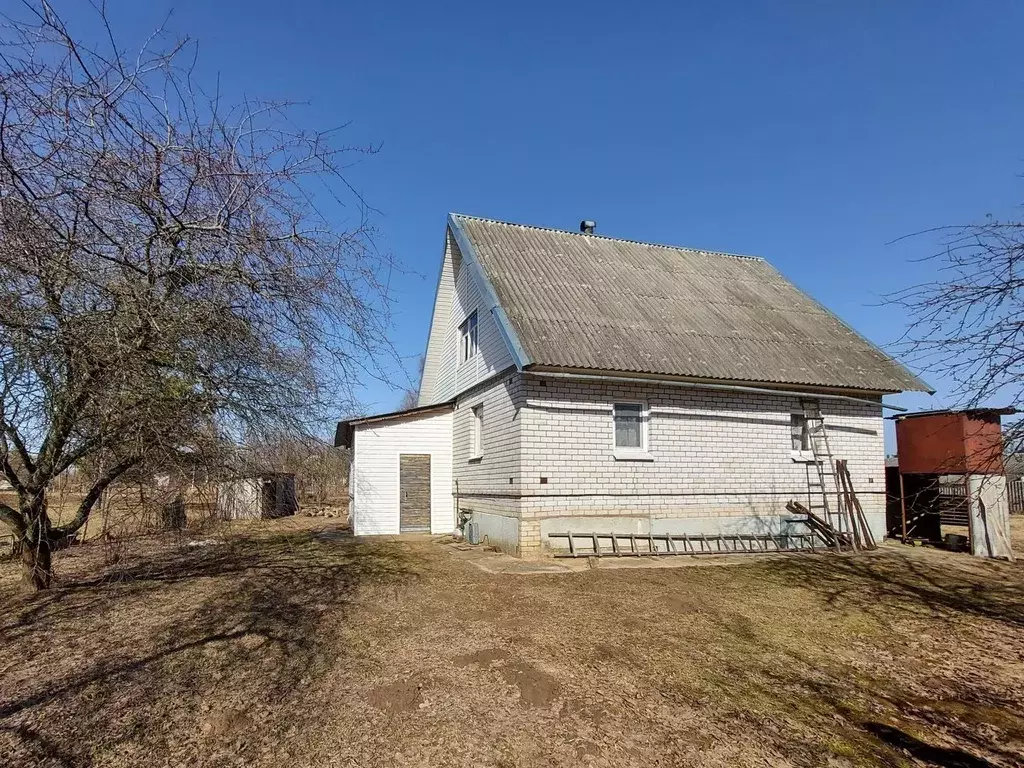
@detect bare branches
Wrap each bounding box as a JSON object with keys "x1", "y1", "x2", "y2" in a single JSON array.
[
  {"x1": 890, "y1": 214, "x2": 1024, "y2": 447},
  {"x1": 50, "y1": 456, "x2": 139, "y2": 540},
  {"x1": 0, "y1": 2, "x2": 392, "y2": 587}
]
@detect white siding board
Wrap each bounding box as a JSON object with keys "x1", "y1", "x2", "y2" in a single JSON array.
[
  {"x1": 453, "y1": 373, "x2": 522, "y2": 493},
  {"x1": 351, "y1": 410, "x2": 454, "y2": 535},
  {"x1": 418, "y1": 233, "x2": 458, "y2": 407},
  {"x1": 432, "y1": 232, "x2": 514, "y2": 404}
]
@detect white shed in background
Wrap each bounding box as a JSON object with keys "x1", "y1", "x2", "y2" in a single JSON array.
[{"x1": 337, "y1": 403, "x2": 455, "y2": 536}]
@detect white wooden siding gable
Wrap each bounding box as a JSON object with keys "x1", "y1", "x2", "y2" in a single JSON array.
[
  {"x1": 417, "y1": 230, "x2": 457, "y2": 407},
  {"x1": 418, "y1": 218, "x2": 525, "y2": 406},
  {"x1": 351, "y1": 410, "x2": 454, "y2": 535}
]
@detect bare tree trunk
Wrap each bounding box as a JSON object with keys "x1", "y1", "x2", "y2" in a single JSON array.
[
  {"x1": 21, "y1": 495, "x2": 53, "y2": 590},
  {"x1": 21, "y1": 536, "x2": 52, "y2": 590}
]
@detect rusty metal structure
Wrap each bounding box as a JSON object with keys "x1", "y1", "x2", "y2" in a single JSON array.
[{"x1": 890, "y1": 407, "x2": 1015, "y2": 549}]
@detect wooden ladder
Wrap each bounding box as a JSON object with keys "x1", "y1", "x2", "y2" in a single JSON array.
[{"x1": 801, "y1": 399, "x2": 851, "y2": 539}]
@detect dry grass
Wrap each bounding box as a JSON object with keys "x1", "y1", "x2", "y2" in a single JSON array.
[{"x1": 2, "y1": 519, "x2": 1024, "y2": 767}]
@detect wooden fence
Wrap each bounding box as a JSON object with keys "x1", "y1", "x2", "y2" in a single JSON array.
[
  {"x1": 936, "y1": 482, "x2": 969, "y2": 526},
  {"x1": 1010, "y1": 479, "x2": 1024, "y2": 514},
  {"x1": 939, "y1": 478, "x2": 1024, "y2": 516}
]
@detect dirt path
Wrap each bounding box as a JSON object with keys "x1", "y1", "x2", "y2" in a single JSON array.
[{"x1": 2, "y1": 521, "x2": 1024, "y2": 766}]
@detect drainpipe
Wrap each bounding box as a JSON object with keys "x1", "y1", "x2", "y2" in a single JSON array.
[{"x1": 524, "y1": 371, "x2": 908, "y2": 412}]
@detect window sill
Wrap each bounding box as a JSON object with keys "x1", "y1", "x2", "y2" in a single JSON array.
[
  {"x1": 613, "y1": 450, "x2": 653, "y2": 462},
  {"x1": 790, "y1": 450, "x2": 817, "y2": 463},
  {"x1": 468, "y1": 456, "x2": 482, "y2": 464}
]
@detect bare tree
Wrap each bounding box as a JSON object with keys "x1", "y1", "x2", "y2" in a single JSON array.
[
  {"x1": 397, "y1": 354, "x2": 425, "y2": 410},
  {"x1": 0, "y1": 3, "x2": 392, "y2": 588},
  {"x1": 890, "y1": 212, "x2": 1024, "y2": 446}
]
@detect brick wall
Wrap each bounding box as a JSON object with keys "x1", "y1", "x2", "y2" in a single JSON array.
[
  {"x1": 517, "y1": 376, "x2": 885, "y2": 554},
  {"x1": 451, "y1": 373, "x2": 887, "y2": 556}
]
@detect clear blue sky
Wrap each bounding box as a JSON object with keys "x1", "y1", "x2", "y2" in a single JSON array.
[{"x1": 61, "y1": 1, "x2": 1024, "y2": 442}]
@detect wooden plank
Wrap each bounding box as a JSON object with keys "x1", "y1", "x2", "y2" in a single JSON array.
[
  {"x1": 899, "y1": 472, "x2": 908, "y2": 544},
  {"x1": 837, "y1": 461, "x2": 862, "y2": 551},
  {"x1": 842, "y1": 463, "x2": 876, "y2": 550}
]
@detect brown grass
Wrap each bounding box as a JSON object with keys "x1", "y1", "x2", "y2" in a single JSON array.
[{"x1": 2, "y1": 518, "x2": 1024, "y2": 766}]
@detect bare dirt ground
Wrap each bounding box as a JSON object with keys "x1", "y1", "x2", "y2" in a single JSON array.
[{"x1": 3, "y1": 519, "x2": 1024, "y2": 767}]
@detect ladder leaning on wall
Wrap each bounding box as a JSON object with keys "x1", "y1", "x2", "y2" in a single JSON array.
[{"x1": 798, "y1": 399, "x2": 856, "y2": 544}]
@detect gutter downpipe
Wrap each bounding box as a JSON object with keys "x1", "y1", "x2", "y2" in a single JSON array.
[{"x1": 525, "y1": 370, "x2": 909, "y2": 412}]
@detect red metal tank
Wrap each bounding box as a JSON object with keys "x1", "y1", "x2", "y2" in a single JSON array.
[{"x1": 894, "y1": 408, "x2": 1014, "y2": 476}]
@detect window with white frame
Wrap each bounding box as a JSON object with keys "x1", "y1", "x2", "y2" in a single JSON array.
[
  {"x1": 459, "y1": 311, "x2": 478, "y2": 363},
  {"x1": 613, "y1": 403, "x2": 645, "y2": 450},
  {"x1": 470, "y1": 404, "x2": 483, "y2": 459},
  {"x1": 790, "y1": 414, "x2": 810, "y2": 452}
]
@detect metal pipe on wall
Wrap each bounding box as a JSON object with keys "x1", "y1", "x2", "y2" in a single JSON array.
[{"x1": 525, "y1": 370, "x2": 908, "y2": 412}]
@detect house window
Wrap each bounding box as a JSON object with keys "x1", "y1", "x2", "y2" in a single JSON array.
[
  {"x1": 613, "y1": 403, "x2": 645, "y2": 449},
  {"x1": 470, "y1": 404, "x2": 483, "y2": 459},
  {"x1": 791, "y1": 414, "x2": 810, "y2": 452},
  {"x1": 460, "y1": 311, "x2": 478, "y2": 363}
]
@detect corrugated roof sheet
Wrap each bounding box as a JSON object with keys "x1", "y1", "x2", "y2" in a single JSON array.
[{"x1": 452, "y1": 214, "x2": 929, "y2": 393}]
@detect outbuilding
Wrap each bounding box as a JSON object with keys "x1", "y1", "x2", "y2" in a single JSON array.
[
  {"x1": 217, "y1": 473, "x2": 298, "y2": 520},
  {"x1": 336, "y1": 402, "x2": 455, "y2": 536}
]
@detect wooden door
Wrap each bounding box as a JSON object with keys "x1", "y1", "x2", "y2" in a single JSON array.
[{"x1": 399, "y1": 454, "x2": 431, "y2": 533}]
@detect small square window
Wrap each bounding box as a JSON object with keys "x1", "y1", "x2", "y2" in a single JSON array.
[
  {"x1": 613, "y1": 403, "x2": 645, "y2": 449},
  {"x1": 470, "y1": 404, "x2": 483, "y2": 459},
  {"x1": 460, "y1": 312, "x2": 478, "y2": 363},
  {"x1": 791, "y1": 414, "x2": 810, "y2": 452}
]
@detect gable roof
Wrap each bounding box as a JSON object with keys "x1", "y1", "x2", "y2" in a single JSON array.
[{"x1": 448, "y1": 214, "x2": 930, "y2": 394}]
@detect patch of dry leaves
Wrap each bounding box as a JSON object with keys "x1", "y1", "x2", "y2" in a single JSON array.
[{"x1": 2, "y1": 518, "x2": 1024, "y2": 767}]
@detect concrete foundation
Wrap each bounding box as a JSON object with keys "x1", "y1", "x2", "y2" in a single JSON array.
[
  {"x1": 471, "y1": 510, "x2": 520, "y2": 554},
  {"x1": 535, "y1": 511, "x2": 886, "y2": 555}
]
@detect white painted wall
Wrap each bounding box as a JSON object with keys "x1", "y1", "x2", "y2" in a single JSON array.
[
  {"x1": 351, "y1": 410, "x2": 454, "y2": 535},
  {"x1": 419, "y1": 229, "x2": 514, "y2": 406},
  {"x1": 452, "y1": 372, "x2": 524, "y2": 552},
  {"x1": 417, "y1": 231, "x2": 457, "y2": 407}
]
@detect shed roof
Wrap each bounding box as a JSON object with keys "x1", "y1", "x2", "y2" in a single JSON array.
[
  {"x1": 451, "y1": 214, "x2": 930, "y2": 394},
  {"x1": 334, "y1": 400, "x2": 455, "y2": 449},
  {"x1": 889, "y1": 407, "x2": 1017, "y2": 421}
]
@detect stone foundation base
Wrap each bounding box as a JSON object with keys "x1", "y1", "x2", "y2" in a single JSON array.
[{"x1": 513, "y1": 511, "x2": 886, "y2": 558}]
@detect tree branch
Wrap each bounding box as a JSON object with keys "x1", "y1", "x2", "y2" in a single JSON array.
[
  {"x1": 0, "y1": 501, "x2": 24, "y2": 536},
  {"x1": 50, "y1": 457, "x2": 139, "y2": 540}
]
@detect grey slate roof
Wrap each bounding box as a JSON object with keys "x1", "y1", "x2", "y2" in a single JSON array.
[{"x1": 451, "y1": 214, "x2": 929, "y2": 393}]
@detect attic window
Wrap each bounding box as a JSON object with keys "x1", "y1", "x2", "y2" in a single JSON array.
[{"x1": 460, "y1": 311, "x2": 478, "y2": 363}]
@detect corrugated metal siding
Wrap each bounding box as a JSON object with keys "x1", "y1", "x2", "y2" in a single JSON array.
[
  {"x1": 453, "y1": 215, "x2": 928, "y2": 393},
  {"x1": 351, "y1": 411, "x2": 454, "y2": 535}
]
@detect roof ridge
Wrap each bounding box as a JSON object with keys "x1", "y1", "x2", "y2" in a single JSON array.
[{"x1": 449, "y1": 212, "x2": 765, "y2": 263}]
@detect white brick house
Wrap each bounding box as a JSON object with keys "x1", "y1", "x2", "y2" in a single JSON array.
[{"x1": 337, "y1": 215, "x2": 929, "y2": 555}]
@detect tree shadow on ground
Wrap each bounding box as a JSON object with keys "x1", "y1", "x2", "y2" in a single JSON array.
[
  {"x1": 765, "y1": 549, "x2": 1024, "y2": 630},
  {"x1": 864, "y1": 722, "x2": 997, "y2": 768},
  {"x1": 0, "y1": 528, "x2": 421, "y2": 766},
  {"x1": 688, "y1": 550, "x2": 1024, "y2": 766}
]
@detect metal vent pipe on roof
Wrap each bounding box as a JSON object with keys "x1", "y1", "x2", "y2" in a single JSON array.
[{"x1": 580, "y1": 220, "x2": 596, "y2": 234}]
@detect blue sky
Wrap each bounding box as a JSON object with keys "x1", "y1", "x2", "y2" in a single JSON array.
[{"x1": 59, "y1": 1, "x2": 1024, "y2": 442}]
